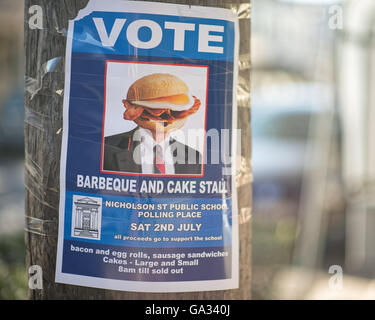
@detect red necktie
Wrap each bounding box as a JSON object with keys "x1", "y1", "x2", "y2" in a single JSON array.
[{"x1": 153, "y1": 145, "x2": 166, "y2": 174}]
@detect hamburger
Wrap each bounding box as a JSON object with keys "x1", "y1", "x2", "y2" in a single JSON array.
[{"x1": 122, "y1": 73, "x2": 201, "y2": 134}]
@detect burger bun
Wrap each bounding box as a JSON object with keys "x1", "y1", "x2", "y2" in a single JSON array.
[{"x1": 127, "y1": 73, "x2": 189, "y2": 102}]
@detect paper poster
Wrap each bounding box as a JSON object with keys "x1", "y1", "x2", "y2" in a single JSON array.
[{"x1": 56, "y1": 0, "x2": 239, "y2": 292}]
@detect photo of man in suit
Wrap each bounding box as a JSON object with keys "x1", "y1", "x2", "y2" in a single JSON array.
[{"x1": 103, "y1": 73, "x2": 203, "y2": 175}]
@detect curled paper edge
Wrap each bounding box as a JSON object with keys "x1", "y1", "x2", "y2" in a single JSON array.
[{"x1": 73, "y1": 0, "x2": 239, "y2": 22}]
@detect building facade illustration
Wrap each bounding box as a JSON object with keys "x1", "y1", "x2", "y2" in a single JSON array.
[{"x1": 72, "y1": 196, "x2": 102, "y2": 239}]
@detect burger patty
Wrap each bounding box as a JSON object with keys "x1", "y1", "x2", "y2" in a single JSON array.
[{"x1": 122, "y1": 97, "x2": 201, "y2": 123}]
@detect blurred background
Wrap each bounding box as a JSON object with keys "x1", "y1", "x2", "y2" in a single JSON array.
[
  {"x1": 1, "y1": 0, "x2": 375, "y2": 299},
  {"x1": 0, "y1": 0, "x2": 27, "y2": 299},
  {"x1": 252, "y1": 0, "x2": 375, "y2": 299}
]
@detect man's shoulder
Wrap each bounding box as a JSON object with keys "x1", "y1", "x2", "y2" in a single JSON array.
[
  {"x1": 171, "y1": 139, "x2": 202, "y2": 161},
  {"x1": 172, "y1": 139, "x2": 200, "y2": 152},
  {"x1": 104, "y1": 129, "x2": 137, "y2": 149},
  {"x1": 103, "y1": 128, "x2": 142, "y2": 173}
]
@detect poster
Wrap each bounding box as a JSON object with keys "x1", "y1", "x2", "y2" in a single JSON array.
[{"x1": 56, "y1": 0, "x2": 239, "y2": 293}]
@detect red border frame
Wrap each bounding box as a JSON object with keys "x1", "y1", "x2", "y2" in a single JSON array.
[{"x1": 100, "y1": 60, "x2": 209, "y2": 178}]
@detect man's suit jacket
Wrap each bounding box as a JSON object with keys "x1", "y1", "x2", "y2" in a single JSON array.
[{"x1": 103, "y1": 128, "x2": 203, "y2": 175}]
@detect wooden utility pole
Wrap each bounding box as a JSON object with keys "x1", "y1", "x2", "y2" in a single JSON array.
[{"x1": 25, "y1": 0, "x2": 251, "y2": 300}]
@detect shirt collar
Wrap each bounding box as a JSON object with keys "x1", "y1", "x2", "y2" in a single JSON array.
[{"x1": 136, "y1": 127, "x2": 172, "y2": 151}]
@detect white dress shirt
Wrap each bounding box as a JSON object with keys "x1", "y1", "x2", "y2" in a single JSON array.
[{"x1": 136, "y1": 127, "x2": 175, "y2": 175}]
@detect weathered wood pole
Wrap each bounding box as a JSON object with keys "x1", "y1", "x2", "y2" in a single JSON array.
[{"x1": 24, "y1": 0, "x2": 251, "y2": 299}]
